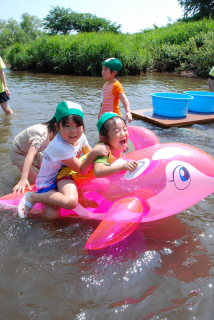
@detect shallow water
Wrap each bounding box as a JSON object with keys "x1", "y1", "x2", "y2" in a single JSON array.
[{"x1": 0, "y1": 71, "x2": 214, "y2": 319}]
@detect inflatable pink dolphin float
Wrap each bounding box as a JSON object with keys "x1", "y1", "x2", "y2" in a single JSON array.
[{"x1": 1, "y1": 126, "x2": 214, "y2": 250}]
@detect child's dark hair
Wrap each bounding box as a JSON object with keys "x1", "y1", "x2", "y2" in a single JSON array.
[
  {"x1": 43, "y1": 117, "x2": 57, "y2": 135},
  {"x1": 99, "y1": 116, "x2": 126, "y2": 144},
  {"x1": 58, "y1": 115, "x2": 85, "y2": 131}
]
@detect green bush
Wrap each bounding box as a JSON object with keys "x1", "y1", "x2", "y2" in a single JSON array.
[{"x1": 6, "y1": 18, "x2": 214, "y2": 77}]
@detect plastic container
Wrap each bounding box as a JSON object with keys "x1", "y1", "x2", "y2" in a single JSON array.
[
  {"x1": 183, "y1": 91, "x2": 214, "y2": 113},
  {"x1": 151, "y1": 92, "x2": 193, "y2": 117}
]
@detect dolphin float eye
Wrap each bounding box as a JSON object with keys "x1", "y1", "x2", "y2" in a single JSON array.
[{"x1": 173, "y1": 165, "x2": 191, "y2": 190}]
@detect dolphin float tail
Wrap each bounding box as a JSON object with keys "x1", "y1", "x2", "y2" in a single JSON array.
[
  {"x1": 85, "y1": 197, "x2": 150, "y2": 250},
  {"x1": 128, "y1": 126, "x2": 160, "y2": 150}
]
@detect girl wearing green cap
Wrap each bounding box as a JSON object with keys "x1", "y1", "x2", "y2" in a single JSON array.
[
  {"x1": 94, "y1": 112, "x2": 138, "y2": 177},
  {"x1": 98, "y1": 58, "x2": 132, "y2": 123},
  {"x1": 18, "y1": 101, "x2": 109, "y2": 219}
]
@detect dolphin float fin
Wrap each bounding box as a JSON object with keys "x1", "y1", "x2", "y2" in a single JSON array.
[
  {"x1": 0, "y1": 185, "x2": 36, "y2": 208},
  {"x1": 128, "y1": 126, "x2": 159, "y2": 150},
  {"x1": 0, "y1": 192, "x2": 23, "y2": 207},
  {"x1": 83, "y1": 191, "x2": 112, "y2": 213},
  {"x1": 85, "y1": 197, "x2": 149, "y2": 250}
]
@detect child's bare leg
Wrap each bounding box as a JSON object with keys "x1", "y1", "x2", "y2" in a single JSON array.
[
  {"x1": 57, "y1": 179, "x2": 78, "y2": 209},
  {"x1": 29, "y1": 202, "x2": 60, "y2": 220},
  {"x1": 1, "y1": 101, "x2": 13, "y2": 114},
  {"x1": 42, "y1": 180, "x2": 78, "y2": 219},
  {"x1": 24, "y1": 180, "x2": 78, "y2": 215},
  {"x1": 42, "y1": 204, "x2": 61, "y2": 220}
]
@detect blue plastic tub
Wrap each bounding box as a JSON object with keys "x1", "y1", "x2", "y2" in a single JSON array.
[
  {"x1": 151, "y1": 92, "x2": 193, "y2": 117},
  {"x1": 183, "y1": 91, "x2": 214, "y2": 113}
]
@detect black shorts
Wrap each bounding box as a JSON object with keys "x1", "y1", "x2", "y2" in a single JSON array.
[{"x1": 0, "y1": 91, "x2": 10, "y2": 103}]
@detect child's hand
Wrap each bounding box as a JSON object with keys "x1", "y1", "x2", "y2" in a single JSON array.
[
  {"x1": 98, "y1": 109, "x2": 102, "y2": 119},
  {"x1": 125, "y1": 112, "x2": 133, "y2": 123},
  {"x1": 123, "y1": 160, "x2": 138, "y2": 172},
  {"x1": 5, "y1": 87, "x2": 10, "y2": 96},
  {"x1": 93, "y1": 144, "x2": 109, "y2": 157},
  {"x1": 13, "y1": 178, "x2": 32, "y2": 195}
]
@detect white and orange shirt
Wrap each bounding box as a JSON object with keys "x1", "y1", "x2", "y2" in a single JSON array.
[
  {"x1": 100, "y1": 80, "x2": 124, "y2": 117},
  {"x1": 36, "y1": 132, "x2": 88, "y2": 189}
]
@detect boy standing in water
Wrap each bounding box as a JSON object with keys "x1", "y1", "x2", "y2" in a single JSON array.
[
  {"x1": 98, "y1": 58, "x2": 132, "y2": 122},
  {"x1": 0, "y1": 57, "x2": 13, "y2": 114}
]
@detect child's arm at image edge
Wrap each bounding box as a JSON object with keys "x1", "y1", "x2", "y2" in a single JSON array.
[
  {"x1": 0, "y1": 69, "x2": 9, "y2": 95},
  {"x1": 119, "y1": 92, "x2": 132, "y2": 122},
  {"x1": 13, "y1": 145, "x2": 37, "y2": 194}
]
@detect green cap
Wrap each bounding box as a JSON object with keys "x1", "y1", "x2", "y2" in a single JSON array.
[
  {"x1": 97, "y1": 112, "x2": 120, "y2": 133},
  {"x1": 102, "y1": 58, "x2": 123, "y2": 73},
  {"x1": 54, "y1": 101, "x2": 84, "y2": 123}
]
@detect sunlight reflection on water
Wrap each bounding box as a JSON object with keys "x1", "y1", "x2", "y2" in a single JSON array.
[{"x1": 0, "y1": 71, "x2": 214, "y2": 319}]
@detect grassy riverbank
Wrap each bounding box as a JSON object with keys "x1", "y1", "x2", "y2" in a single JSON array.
[{"x1": 6, "y1": 18, "x2": 214, "y2": 77}]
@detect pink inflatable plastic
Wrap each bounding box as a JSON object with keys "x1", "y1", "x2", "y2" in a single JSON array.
[{"x1": 1, "y1": 126, "x2": 214, "y2": 250}]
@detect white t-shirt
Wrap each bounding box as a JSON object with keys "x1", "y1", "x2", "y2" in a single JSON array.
[{"x1": 36, "y1": 132, "x2": 88, "y2": 189}]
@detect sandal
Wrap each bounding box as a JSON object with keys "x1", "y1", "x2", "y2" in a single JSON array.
[{"x1": 18, "y1": 192, "x2": 34, "y2": 219}]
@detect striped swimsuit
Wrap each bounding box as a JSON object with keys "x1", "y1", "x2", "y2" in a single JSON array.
[{"x1": 100, "y1": 80, "x2": 124, "y2": 117}]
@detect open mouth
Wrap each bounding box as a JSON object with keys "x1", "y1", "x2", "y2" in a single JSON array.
[{"x1": 120, "y1": 139, "x2": 127, "y2": 145}]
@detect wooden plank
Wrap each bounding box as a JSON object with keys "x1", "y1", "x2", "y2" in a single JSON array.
[{"x1": 131, "y1": 108, "x2": 214, "y2": 127}]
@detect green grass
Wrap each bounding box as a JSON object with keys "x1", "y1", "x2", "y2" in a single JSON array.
[{"x1": 6, "y1": 18, "x2": 214, "y2": 77}]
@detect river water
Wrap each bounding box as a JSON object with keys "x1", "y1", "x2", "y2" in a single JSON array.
[{"x1": 0, "y1": 70, "x2": 214, "y2": 319}]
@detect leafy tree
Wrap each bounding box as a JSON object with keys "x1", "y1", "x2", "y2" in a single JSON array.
[
  {"x1": 178, "y1": 0, "x2": 214, "y2": 20},
  {"x1": 43, "y1": 6, "x2": 121, "y2": 34},
  {"x1": 72, "y1": 13, "x2": 121, "y2": 33},
  {"x1": 43, "y1": 6, "x2": 74, "y2": 35},
  {"x1": 0, "y1": 19, "x2": 25, "y2": 53},
  {"x1": 0, "y1": 14, "x2": 43, "y2": 57},
  {"x1": 20, "y1": 13, "x2": 42, "y2": 36}
]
